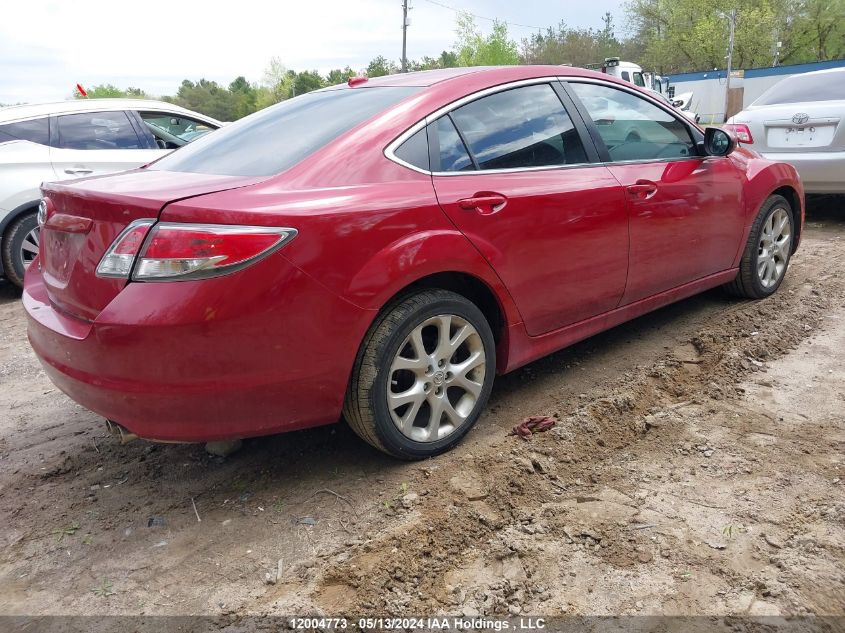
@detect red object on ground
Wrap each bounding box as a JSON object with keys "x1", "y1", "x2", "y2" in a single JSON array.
[
  {"x1": 510, "y1": 416, "x2": 557, "y2": 440},
  {"x1": 24, "y1": 65, "x2": 804, "y2": 443}
]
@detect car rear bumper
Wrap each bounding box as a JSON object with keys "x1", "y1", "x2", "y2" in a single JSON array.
[
  {"x1": 24, "y1": 254, "x2": 372, "y2": 442},
  {"x1": 760, "y1": 150, "x2": 845, "y2": 194}
]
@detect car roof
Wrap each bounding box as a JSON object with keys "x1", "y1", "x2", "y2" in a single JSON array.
[
  {"x1": 358, "y1": 65, "x2": 613, "y2": 87},
  {"x1": 0, "y1": 99, "x2": 221, "y2": 124}
]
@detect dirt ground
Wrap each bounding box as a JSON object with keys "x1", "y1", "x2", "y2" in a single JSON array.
[{"x1": 1, "y1": 197, "x2": 843, "y2": 620}]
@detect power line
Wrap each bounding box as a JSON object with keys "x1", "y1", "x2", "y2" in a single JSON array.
[{"x1": 420, "y1": 0, "x2": 545, "y2": 31}]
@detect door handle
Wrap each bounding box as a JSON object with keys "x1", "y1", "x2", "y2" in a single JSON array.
[
  {"x1": 626, "y1": 180, "x2": 658, "y2": 200},
  {"x1": 64, "y1": 168, "x2": 93, "y2": 175},
  {"x1": 458, "y1": 193, "x2": 507, "y2": 215}
]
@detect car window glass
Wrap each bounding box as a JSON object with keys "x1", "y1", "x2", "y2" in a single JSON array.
[
  {"x1": 448, "y1": 84, "x2": 587, "y2": 170},
  {"x1": 753, "y1": 72, "x2": 845, "y2": 105},
  {"x1": 0, "y1": 117, "x2": 49, "y2": 145},
  {"x1": 633, "y1": 72, "x2": 645, "y2": 87},
  {"x1": 434, "y1": 116, "x2": 473, "y2": 172},
  {"x1": 140, "y1": 112, "x2": 216, "y2": 143},
  {"x1": 56, "y1": 111, "x2": 144, "y2": 150},
  {"x1": 621, "y1": 71, "x2": 630, "y2": 82},
  {"x1": 570, "y1": 82, "x2": 695, "y2": 162},
  {"x1": 393, "y1": 127, "x2": 429, "y2": 171},
  {"x1": 151, "y1": 87, "x2": 420, "y2": 177}
]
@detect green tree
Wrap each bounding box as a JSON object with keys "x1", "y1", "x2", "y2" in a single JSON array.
[
  {"x1": 626, "y1": 0, "x2": 845, "y2": 73},
  {"x1": 74, "y1": 84, "x2": 148, "y2": 99},
  {"x1": 409, "y1": 51, "x2": 459, "y2": 70},
  {"x1": 366, "y1": 55, "x2": 399, "y2": 77},
  {"x1": 454, "y1": 13, "x2": 519, "y2": 66},
  {"x1": 326, "y1": 66, "x2": 356, "y2": 85},
  {"x1": 228, "y1": 76, "x2": 258, "y2": 119}
]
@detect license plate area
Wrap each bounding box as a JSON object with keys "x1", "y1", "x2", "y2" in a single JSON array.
[{"x1": 767, "y1": 123, "x2": 836, "y2": 148}]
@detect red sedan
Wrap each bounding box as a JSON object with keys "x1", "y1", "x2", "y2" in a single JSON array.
[{"x1": 24, "y1": 66, "x2": 803, "y2": 459}]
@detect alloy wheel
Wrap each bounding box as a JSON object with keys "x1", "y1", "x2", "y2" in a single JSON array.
[
  {"x1": 387, "y1": 314, "x2": 486, "y2": 443},
  {"x1": 20, "y1": 227, "x2": 39, "y2": 270},
  {"x1": 757, "y1": 207, "x2": 791, "y2": 289}
]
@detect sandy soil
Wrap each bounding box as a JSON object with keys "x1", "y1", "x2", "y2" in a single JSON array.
[{"x1": 0, "y1": 198, "x2": 843, "y2": 619}]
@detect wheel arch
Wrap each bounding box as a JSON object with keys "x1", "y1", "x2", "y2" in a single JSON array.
[
  {"x1": 356, "y1": 268, "x2": 517, "y2": 375},
  {"x1": 770, "y1": 185, "x2": 802, "y2": 254}
]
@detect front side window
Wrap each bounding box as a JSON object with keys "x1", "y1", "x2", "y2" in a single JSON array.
[
  {"x1": 447, "y1": 84, "x2": 587, "y2": 170},
  {"x1": 633, "y1": 72, "x2": 646, "y2": 87},
  {"x1": 151, "y1": 86, "x2": 420, "y2": 177},
  {"x1": 569, "y1": 82, "x2": 695, "y2": 162},
  {"x1": 55, "y1": 111, "x2": 144, "y2": 150},
  {"x1": 0, "y1": 117, "x2": 50, "y2": 145}
]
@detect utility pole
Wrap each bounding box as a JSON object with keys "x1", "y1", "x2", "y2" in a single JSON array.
[
  {"x1": 718, "y1": 8, "x2": 737, "y2": 122},
  {"x1": 401, "y1": 0, "x2": 409, "y2": 73}
]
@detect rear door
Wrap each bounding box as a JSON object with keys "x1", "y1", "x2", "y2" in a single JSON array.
[
  {"x1": 427, "y1": 81, "x2": 629, "y2": 336},
  {"x1": 48, "y1": 110, "x2": 165, "y2": 180},
  {"x1": 566, "y1": 80, "x2": 745, "y2": 304}
]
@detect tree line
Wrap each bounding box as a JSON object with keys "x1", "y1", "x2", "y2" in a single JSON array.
[{"x1": 74, "y1": 0, "x2": 844, "y2": 121}]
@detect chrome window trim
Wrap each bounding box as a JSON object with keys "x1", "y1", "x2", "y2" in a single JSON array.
[{"x1": 384, "y1": 75, "x2": 704, "y2": 176}]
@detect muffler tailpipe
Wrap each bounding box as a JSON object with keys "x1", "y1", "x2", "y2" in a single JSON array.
[{"x1": 105, "y1": 419, "x2": 138, "y2": 445}]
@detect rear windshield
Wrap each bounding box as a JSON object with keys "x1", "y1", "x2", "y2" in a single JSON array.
[
  {"x1": 753, "y1": 72, "x2": 845, "y2": 106},
  {"x1": 150, "y1": 86, "x2": 420, "y2": 177}
]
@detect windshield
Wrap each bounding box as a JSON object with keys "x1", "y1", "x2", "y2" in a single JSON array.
[
  {"x1": 150, "y1": 86, "x2": 420, "y2": 177},
  {"x1": 752, "y1": 72, "x2": 845, "y2": 106}
]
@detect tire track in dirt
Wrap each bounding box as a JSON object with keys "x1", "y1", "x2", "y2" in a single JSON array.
[{"x1": 263, "y1": 209, "x2": 845, "y2": 616}]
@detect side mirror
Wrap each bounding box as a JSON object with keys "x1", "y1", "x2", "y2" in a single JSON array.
[{"x1": 703, "y1": 127, "x2": 737, "y2": 156}]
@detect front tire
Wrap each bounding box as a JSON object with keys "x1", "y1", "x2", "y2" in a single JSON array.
[
  {"x1": 344, "y1": 289, "x2": 496, "y2": 459},
  {"x1": 724, "y1": 195, "x2": 794, "y2": 299},
  {"x1": 2, "y1": 212, "x2": 39, "y2": 288}
]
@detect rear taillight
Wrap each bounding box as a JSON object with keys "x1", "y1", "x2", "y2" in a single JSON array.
[
  {"x1": 96, "y1": 222, "x2": 296, "y2": 281},
  {"x1": 724, "y1": 123, "x2": 754, "y2": 144},
  {"x1": 96, "y1": 219, "x2": 156, "y2": 278}
]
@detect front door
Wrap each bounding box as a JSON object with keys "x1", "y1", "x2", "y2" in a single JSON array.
[
  {"x1": 567, "y1": 81, "x2": 745, "y2": 304},
  {"x1": 429, "y1": 83, "x2": 629, "y2": 336}
]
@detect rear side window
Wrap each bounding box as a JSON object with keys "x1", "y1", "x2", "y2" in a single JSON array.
[
  {"x1": 0, "y1": 117, "x2": 49, "y2": 145},
  {"x1": 448, "y1": 84, "x2": 587, "y2": 170},
  {"x1": 56, "y1": 111, "x2": 144, "y2": 150},
  {"x1": 434, "y1": 117, "x2": 473, "y2": 172},
  {"x1": 151, "y1": 87, "x2": 420, "y2": 177},
  {"x1": 393, "y1": 127, "x2": 429, "y2": 171}
]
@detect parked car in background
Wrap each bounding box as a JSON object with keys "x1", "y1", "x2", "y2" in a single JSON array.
[
  {"x1": 650, "y1": 89, "x2": 700, "y2": 123},
  {"x1": 726, "y1": 67, "x2": 845, "y2": 194},
  {"x1": 0, "y1": 99, "x2": 221, "y2": 286},
  {"x1": 25, "y1": 66, "x2": 803, "y2": 459}
]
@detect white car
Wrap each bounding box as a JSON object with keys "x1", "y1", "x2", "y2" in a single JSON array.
[
  {"x1": 0, "y1": 99, "x2": 222, "y2": 287},
  {"x1": 726, "y1": 67, "x2": 845, "y2": 194}
]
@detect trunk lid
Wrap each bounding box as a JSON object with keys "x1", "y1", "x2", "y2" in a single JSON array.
[
  {"x1": 739, "y1": 102, "x2": 844, "y2": 153},
  {"x1": 39, "y1": 168, "x2": 262, "y2": 321}
]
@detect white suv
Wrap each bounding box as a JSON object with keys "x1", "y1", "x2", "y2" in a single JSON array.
[{"x1": 0, "y1": 99, "x2": 222, "y2": 287}]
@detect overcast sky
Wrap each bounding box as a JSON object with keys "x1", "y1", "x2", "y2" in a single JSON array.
[{"x1": 1, "y1": 0, "x2": 627, "y2": 104}]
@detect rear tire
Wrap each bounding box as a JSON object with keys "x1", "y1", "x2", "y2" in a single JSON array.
[
  {"x1": 344, "y1": 289, "x2": 496, "y2": 460},
  {"x1": 724, "y1": 194, "x2": 794, "y2": 299},
  {"x1": 2, "y1": 211, "x2": 39, "y2": 288}
]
